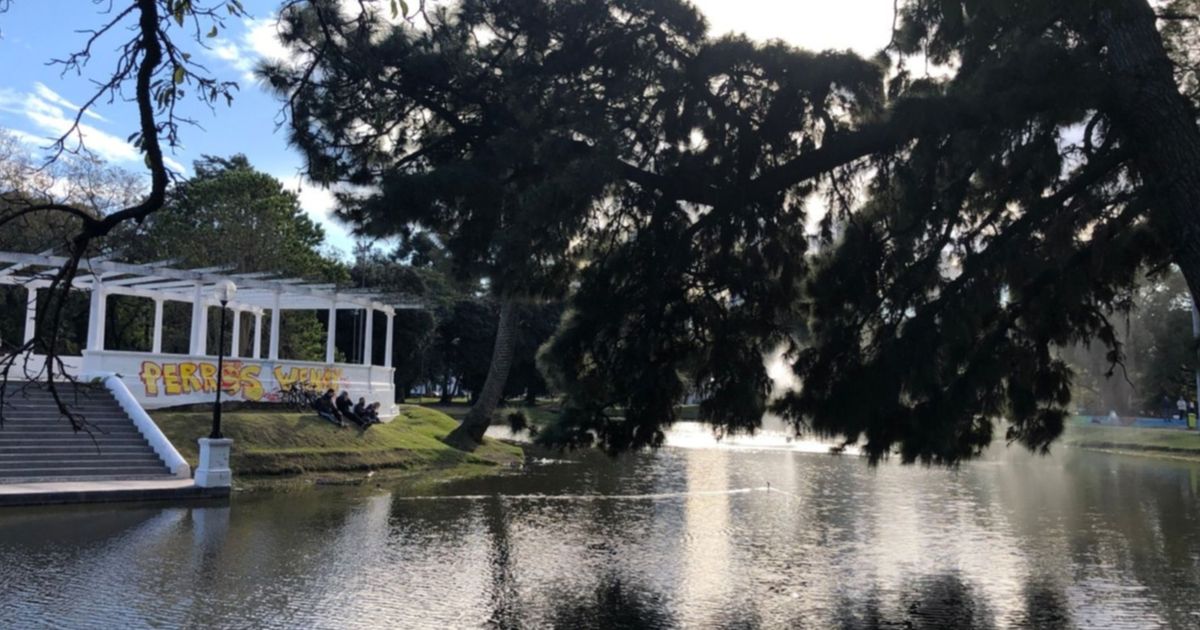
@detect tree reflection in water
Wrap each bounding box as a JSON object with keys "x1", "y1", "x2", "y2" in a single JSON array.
[
  {"x1": 547, "y1": 573, "x2": 675, "y2": 629},
  {"x1": 829, "y1": 572, "x2": 1073, "y2": 629}
]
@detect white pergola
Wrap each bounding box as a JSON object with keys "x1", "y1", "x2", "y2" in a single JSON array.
[{"x1": 0, "y1": 251, "x2": 420, "y2": 368}]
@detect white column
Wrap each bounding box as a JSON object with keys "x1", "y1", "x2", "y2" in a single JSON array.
[
  {"x1": 86, "y1": 282, "x2": 107, "y2": 351},
  {"x1": 23, "y1": 287, "x2": 36, "y2": 344},
  {"x1": 253, "y1": 312, "x2": 263, "y2": 359},
  {"x1": 230, "y1": 308, "x2": 241, "y2": 358},
  {"x1": 189, "y1": 283, "x2": 208, "y2": 356},
  {"x1": 268, "y1": 292, "x2": 281, "y2": 361},
  {"x1": 384, "y1": 310, "x2": 394, "y2": 368},
  {"x1": 325, "y1": 299, "x2": 337, "y2": 364},
  {"x1": 362, "y1": 306, "x2": 374, "y2": 365},
  {"x1": 151, "y1": 297, "x2": 164, "y2": 354}
]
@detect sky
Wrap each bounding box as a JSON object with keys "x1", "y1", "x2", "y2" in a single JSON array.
[{"x1": 0, "y1": 0, "x2": 894, "y2": 259}]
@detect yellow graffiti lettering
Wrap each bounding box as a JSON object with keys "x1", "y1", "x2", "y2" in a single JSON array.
[
  {"x1": 221, "y1": 362, "x2": 241, "y2": 394},
  {"x1": 273, "y1": 366, "x2": 299, "y2": 390},
  {"x1": 139, "y1": 362, "x2": 162, "y2": 397},
  {"x1": 198, "y1": 362, "x2": 218, "y2": 393},
  {"x1": 178, "y1": 363, "x2": 201, "y2": 394},
  {"x1": 137, "y1": 360, "x2": 272, "y2": 401},
  {"x1": 240, "y1": 364, "x2": 264, "y2": 401},
  {"x1": 162, "y1": 363, "x2": 182, "y2": 395}
]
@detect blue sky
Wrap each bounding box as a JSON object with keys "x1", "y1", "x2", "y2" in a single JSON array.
[{"x1": 0, "y1": 1, "x2": 892, "y2": 259}]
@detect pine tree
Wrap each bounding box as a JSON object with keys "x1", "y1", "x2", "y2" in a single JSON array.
[
  {"x1": 544, "y1": 0, "x2": 1200, "y2": 463},
  {"x1": 265, "y1": 0, "x2": 707, "y2": 446},
  {"x1": 270, "y1": 0, "x2": 1200, "y2": 463}
]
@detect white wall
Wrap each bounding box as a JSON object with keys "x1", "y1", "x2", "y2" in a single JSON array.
[
  {"x1": 7, "y1": 353, "x2": 84, "y2": 381},
  {"x1": 80, "y1": 349, "x2": 398, "y2": 419}
]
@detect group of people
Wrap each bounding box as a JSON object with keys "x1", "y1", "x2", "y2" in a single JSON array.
[
  {"x1": 1170, "y1": 395, "x2": 1198, "y2": 420},
  {"x1": 313, "y1": 389, "x2": 382, "y2": 429}
]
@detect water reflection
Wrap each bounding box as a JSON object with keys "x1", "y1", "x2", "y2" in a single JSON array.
[
  {"x1": 548, "y1": 574, "x2": 675, "y2": 629},
  {"x1": 1, "y1": 427, "x2": 1198, "y2": 628},
  {"x1": 834, "y1": 572, "x2": 998, "y2": 629}
]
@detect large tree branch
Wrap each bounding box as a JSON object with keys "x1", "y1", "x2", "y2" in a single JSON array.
[
  {"x1": 615, "y1": 79, "x2": 1105, "y2": 207},
  {"x1": 0, "y1": 0, "x2": 240, "y2": 430}
]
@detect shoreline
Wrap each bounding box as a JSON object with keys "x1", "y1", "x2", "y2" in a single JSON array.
[
  {"x1": 1062, "y1": 424, "x2": 1200, "y2": 462},
  {"x1": 151, "y1": 405, "x2": 525, "y2": 491}
]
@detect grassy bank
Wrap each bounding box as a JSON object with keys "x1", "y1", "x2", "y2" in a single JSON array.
[
  {"x1": 1063, "y1": 423, "x2": 1200, "y2": 459},
  {"x1": 152, "y1": 405, "x2": 524, "y2": 479}
]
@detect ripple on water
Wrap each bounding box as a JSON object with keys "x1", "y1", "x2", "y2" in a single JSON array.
[{"x1": 0, "y1": 437, "x2": 1198, "y2": 628}]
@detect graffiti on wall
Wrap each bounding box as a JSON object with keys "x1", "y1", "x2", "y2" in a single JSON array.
[
  {"x1": 271, "y1": 366, "x2": 346, "y2": 393},
  {"x1": 138, "y1": 360, "x2": 345, "y2": 401}
]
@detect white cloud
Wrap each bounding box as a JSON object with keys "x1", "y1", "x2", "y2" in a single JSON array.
[
  {"x1": 0, "y1": 84, "x2": 189, "y2": 175},
  {"x1": 207, "y1": 4, "x2": 404, "y2": 83},
  {"x1": 206, "y1": 16, "x2": 292, "y2": 83},
  {"x1": 243, "y1": 17, "x2": 291, "y2": 63},
  {"x1": 0, "y1": 87, "x2": 139, "y2": 164},
  {"x1": 163, "y1": 155, "x2": 187, "y2": 173},
  {"x1": 32, "y1": 83, "x2": 107, "y2": 122},
  {"x1": 282, "y1": 173, "x2": 355, "y2": 255}
]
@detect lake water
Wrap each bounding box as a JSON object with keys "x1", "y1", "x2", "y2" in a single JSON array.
[{"x1": 2, "y1": 423, "x2": 1200, "y2": 629}]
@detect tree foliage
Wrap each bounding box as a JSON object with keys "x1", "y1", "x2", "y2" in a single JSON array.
[
  {"x1": 269, "y1": 0, "x2": 1200, "y2": 464},
  {"x1": 546, "y1": 0, "x2": 1200, "y2": 463},
  {"x1": 1066, "y1": 268, "x2": 1198, "y2": 415},
  {"x1": 119, "y1": 154, "x2": 346, "y2": 360},
  {"x1": 125, "y1": 154, "x2": 344, "y2": 280},
  {"x1": 266, "y1": 0, "x2": 704, "y2": 296},
  {"x1": 0, "y1": 0, "x2": 245, "y2": 427}
]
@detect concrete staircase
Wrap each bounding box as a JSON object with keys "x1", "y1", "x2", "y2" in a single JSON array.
[{"x1": 0, "y1": 382, "x2": 174, "y2": 482}]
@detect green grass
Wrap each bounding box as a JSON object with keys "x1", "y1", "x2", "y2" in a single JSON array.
[
  {"x1": 152, "y1": 405, "x2": 524, "y2": 478},
  {"x1": 1063, "y1": 423, "x2": 1200, "y2": 456},
  {"x1": 403, "y1": 396, "x2": 471, "y2": 405}
]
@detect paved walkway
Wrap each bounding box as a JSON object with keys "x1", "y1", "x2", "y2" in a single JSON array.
[{"x1": 0, "y1": 478, "x2": 227, "y2": 506}]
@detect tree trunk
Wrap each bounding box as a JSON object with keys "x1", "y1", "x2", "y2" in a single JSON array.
[
  {"x1": 1101, "y1": 1, "x2": 1200, "y2": 303},
  {"x1": 439, "y1": 371, "x2": 452, "y2": 404},
  {"x1": 445, "y1": 298, "x2": 518, "y2": 449}
]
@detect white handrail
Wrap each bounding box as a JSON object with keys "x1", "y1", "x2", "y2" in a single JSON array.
[{"x1": 96, "y1": 373, "x2": 191, "y2": 479}]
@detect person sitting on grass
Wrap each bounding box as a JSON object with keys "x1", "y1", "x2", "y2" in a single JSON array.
[
  {"x1": 354, "y1": 397, "x2": 380, "y2": 427},
  {"x1": 337, "y1": 391, "x2": 367, "y2": 428},
  {"x1": 313, "y1": 389, "x2": 345, "y2": 427}
]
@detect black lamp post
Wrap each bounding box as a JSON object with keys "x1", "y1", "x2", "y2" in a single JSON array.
[{"x1": 211, "y1": 280, "x2": 237, "y2": 439}]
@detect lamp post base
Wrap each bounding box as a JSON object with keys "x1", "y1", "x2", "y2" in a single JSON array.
[{"x1": 195, "y1": 438, "x2": 234, "y2": 488}]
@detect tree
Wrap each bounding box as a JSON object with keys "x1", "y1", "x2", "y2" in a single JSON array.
[
  {"x1": 0, "y1": 130, "x2": 143, "y2": 353},
  {"x1": 125, "y1": 154, "x2": 343, "y2": 278},
  {"x1": 768, "y1": 0, "x2": 1200, "y2": 463},
  {"x1": 272, "y1": 0, "x2": 1200, "y2": 464},
  {"x1": 265, "y1": 0, "x2": 705, "y2": 447},
  {"x1": 0, "y1": 0, "x2": 244, "y2": 427},
  {"x1": 347, "y1": 244, "x2": 435, "y2": 396},
  {"x1": 543, "y1": 0, "x2": 1200, "y2": 463},
  {"x1": 1128, "y1": 271, "x2": 1198, "y2": 410},
  {"x1": 432, "y1": 298, "x2": 561, "y2": 403},
  {"x1": 1065, "y1": 268, "x2": 1198, "y2": 414},
  {"x1": 121, "y1": 154, "x2": 347, "y2": 360}
]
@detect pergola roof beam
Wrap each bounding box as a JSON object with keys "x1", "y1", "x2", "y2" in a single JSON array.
[
  {"x1": 0, "y1": 251, "x2": 421, "y2": 312},
  {"x1": 0, "y1": 248, "x2": 56, "y2": 278},
  {"x1": 128, "y1": 280, "x2": 204, "y2": 291},
  {"x1": 104, "y1": 274, "x2": 173, "y2": 287}
]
